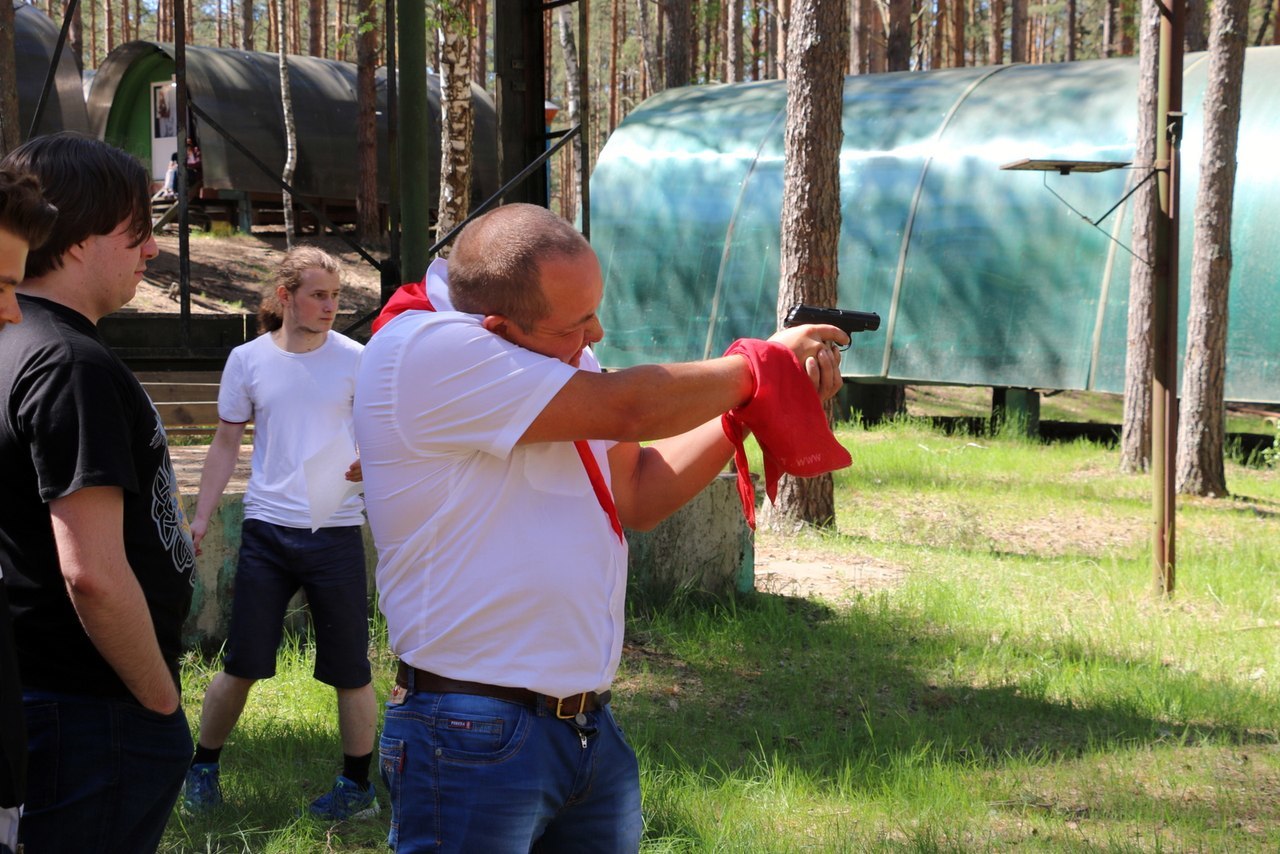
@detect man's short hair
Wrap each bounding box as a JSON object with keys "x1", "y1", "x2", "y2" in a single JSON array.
[
  {"x1": 0, "y1": 133, "x2": 152, "y2": 279},
  {"x1": 447, "y1": 203, "x2": 592, "y2": 331},
  {"x1": 0, "y1": 168, "x2": 58, "y2": 251}
]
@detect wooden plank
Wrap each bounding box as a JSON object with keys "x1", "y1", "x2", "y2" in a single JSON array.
[
  {"x1": 142, "y1": 383, "x2": 221, "y2": 403},
  {"x1": 154, "y1": 402, "x2": 222, "y2": 426},
  {"x1": 135, "y1": 370, "x2": 224, "y2": 384}
]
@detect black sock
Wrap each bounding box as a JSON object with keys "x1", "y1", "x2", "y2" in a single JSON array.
[
  {"x1": 343, "y1": 752, "x2": 372, "y2": 788},
  {"x1": 192, "y1": 744, "x2": 222, "y2": 767}
]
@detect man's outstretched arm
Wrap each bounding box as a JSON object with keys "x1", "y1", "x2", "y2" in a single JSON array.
[
  {"x1": 518, "y1": 324, "x2": 847, "y2": 448},
  {"x1": 607, "y1": 336, "x2": 844, "y2": 531}
]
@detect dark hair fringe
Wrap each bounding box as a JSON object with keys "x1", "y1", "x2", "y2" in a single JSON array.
[{"x1": 0, "y1": 133, "x2": 151, "y2": 279}]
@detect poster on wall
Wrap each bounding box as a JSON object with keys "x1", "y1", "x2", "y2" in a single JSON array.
[{"x1": 150, "y1": 81, "x2": 178, "y2": 182}]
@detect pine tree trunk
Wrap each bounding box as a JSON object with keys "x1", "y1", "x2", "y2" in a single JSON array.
[
  {"x1": 767, "y1": 0, "x2": 847, "y2": 532},
  {"x1": 663, "y1": 0, "x2": 691, "y2": 86},
  {"x1": 437, "y1": 0, "x2": 473, "y2": 251},
  {"x1": 886, "y1": 0, "x2": 909, "y2": 69},
  {"x1": 1010, "y1": 0, "x2": 1027, "y2": 61},
  {"x1": 557, "y1": 5, "x2": 583, "y2": 219},
  {"x1": 0, "y1": 0, "x2": 20, "y2": 154},
  {"x1": 1120, "y1": 0, "x2": 1160, "y2": 474},
  {"x1": 278, "y1": 0, "x2": 297, "y2": 245},
  {"x1": 243, "y1": 0, "x2": 254, "y2": 48},
  {"x1": 308, "y1": 0, "x2": 321, "y2": 53},
  {"x1": 1184, "y1": 0, "x2": 1207, "y2": 50},
  {"x1": 989, "y1": 0, "x2": 1004, "y2": 63},
  {"x1": 951, "y1": 0, "x2": 965, "y2": 65},
  {"x1": 1066, "y1": 0, "x2": 1076, "y2": 59},
  {"x1": 637, "y1": 0, "x2": 659, "y2": 95},
  {"x1": 609, "y1": 0, "x2": 619, "y2": 129},
  {"x1": 1176, "y1": 0, "x2": 1246, "y2": 497},
  {"x1": 355, "y1": 0, "x2": 379, "y2": 243},
  {"x1": 775, "y1": 0, "x2": 788, "y2": 76},
  {"x1": 726, "y1": 0, "x2": 743, "y2": 80},
  {"x1": 472, "y1": 0, "x2": 487, "y2": 86}
]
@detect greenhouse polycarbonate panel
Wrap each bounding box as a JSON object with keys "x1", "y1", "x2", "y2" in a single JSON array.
[{"x1": 591, "y1": 46, "x2": 1280, "y2": 403}]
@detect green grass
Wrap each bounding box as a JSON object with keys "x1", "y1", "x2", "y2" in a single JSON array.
[{"x1": 162, "y1": 420, "x2": 1280, "y2": 852}]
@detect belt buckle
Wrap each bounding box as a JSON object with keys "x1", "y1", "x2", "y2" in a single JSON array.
[{"x1": 555, "y1": 692, "x2": 589, "y2": 719}]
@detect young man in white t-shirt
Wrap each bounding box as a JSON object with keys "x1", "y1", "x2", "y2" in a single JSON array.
[{"x1": 183, "y1": 247, "x2": 379, "y2": 821}]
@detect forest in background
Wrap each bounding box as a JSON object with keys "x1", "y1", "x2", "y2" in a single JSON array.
[{"x1": 29, "y1": 0, "x2": 1280, "y2": 219}]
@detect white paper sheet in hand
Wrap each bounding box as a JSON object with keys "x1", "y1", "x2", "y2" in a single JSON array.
[{"x1": 304, "y1": 432, "x2": 364, "y2": 531}]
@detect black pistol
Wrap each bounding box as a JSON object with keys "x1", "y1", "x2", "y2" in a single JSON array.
[{"x1": 783, "y1": 304, "x2": 881, "y2": 335}]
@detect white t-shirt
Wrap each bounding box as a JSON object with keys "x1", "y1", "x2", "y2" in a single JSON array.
[
  {"x1": 219, "y1": 330, "x2": 366, "y2": 529},
  {"x1": 354, "y1": 267, "x2": 628, "y2": 698}
]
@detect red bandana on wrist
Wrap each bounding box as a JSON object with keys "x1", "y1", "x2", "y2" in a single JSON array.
[{"x1": 720, "y1": 339, "x2": 852, "y2": 529}]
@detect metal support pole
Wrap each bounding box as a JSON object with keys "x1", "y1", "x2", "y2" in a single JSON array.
[
  {"x1": 1151, "y1": 0, "x2": 1184, "y2": 596},
  {"x1": 175, "y1": 0, "x2": 191, "y2": 349},
  {"x1": 384, "y1": 0, "x2": 401, "y2": 301},
  {"x1": 398, "y1": 0, "x2": 429, "y2": 280}
]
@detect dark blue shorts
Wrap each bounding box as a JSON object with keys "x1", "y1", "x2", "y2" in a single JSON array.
[{"x1": 223, "y1": 519, "x2": 372, "y2": 689}]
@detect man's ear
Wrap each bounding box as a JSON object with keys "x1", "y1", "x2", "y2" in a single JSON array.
[
  {"x1": 481, "y1": 314, "x2": 512, "y2": 341},
  {"x1": 276, "y1": 284, "x2": 291, "y2": 306}
]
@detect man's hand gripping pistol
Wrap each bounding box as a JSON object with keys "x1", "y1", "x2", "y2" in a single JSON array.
[{"x1": 783, "y1": 305, "x2": 881, "y2": 349}]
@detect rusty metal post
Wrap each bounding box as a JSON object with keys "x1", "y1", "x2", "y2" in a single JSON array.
[{"x1": 1151, "y1": 0, "x2": 1183, "y2": 596}]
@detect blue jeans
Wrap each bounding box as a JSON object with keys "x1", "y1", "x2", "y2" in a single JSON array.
[
  {"x1": 20, "y1": 690, "x2": 192, "y2": 853},
  {"x1": 379, "y1": 691, "x2": 643, "y2": 853}
]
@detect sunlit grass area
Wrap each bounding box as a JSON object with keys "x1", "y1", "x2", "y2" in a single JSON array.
[{"x1": 164, "y1": 418, "x2": 1280, "y2": 851}]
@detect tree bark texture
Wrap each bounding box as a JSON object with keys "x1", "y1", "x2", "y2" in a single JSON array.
[
  {"x1": 436, "y1": 0, "x2": 474, "y2": 253},
  {"x1": 1176, "y1": 0, "x2": 1247, "y2": 497},
  {"x1": 664, "y1": 0, "x2": 692, "y2": 87},
  {"x1": 886, "y1": 0, "x2": 910, "y2": 69},
  {"x1": 636, "y1": 0, "x2": 660, "y2": 94},
  {"x1": 243, "y1": 0, "x2": 255, "y2": 48},
  {"x1": 1120, "y1": 0, "x2": 1159, "y2": 474},
  {"x1": 278, "y1": 0, "x2": 297, "y2": 245},
  {"x1": 989, "y1": 0, "x2": 1004, "y2": 63},
  {"x1": 1184, "y1": 0, "x2": 1207, "y2": 51},
  {"x1": 726, "y1": 0, "x2": 743, "y2": 80},
  {"x1": 355, "y1": 0, "x2": 379, "y2": 243},
  {"x1": 308, "y1": 0, "x2": 322, "y2": 53},
  {"x1": 1010, "y1": 0, "x2": 1027, "y2": 61},
  {"x1": 556, "y1": 5, "x2": 583, "y2": 219},
  {"x1": 767, "y1": 0, "x2": 848, "y2": 530},
  {"x1": 0, "y1": 0, "x2": 19, "y2": 154}
]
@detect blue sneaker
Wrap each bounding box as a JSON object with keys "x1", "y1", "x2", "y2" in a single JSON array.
[
  {"x1": 308, "y1": 775, "x2": 380, "y2": 821},
  {"x1": 182, "y1": 763, "x2": 223, "y2": 813}
]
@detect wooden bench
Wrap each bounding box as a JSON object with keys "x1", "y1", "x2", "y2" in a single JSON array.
[{"x1": 134, "y1": 370, "x2": 249, "y2": 438}]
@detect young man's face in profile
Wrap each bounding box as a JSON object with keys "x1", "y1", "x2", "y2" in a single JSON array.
[{"x1": 0, "y1": 226, "x2": 28, "y2": 329}]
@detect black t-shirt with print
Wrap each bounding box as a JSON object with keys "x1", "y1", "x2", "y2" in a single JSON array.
[{"x1": 0, "y1": 295, "x2": 195, "y2": 703}]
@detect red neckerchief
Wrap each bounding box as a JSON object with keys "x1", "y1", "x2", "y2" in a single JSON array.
[{"x1": 372, "y1": 278, "x2": 624, "y2": 542}]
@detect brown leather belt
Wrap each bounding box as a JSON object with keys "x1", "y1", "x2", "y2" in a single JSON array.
[{"x1": 395, "y1": 661, "x2": 611, "y2": 719}]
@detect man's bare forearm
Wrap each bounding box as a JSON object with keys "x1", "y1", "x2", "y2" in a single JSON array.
[{"x1": 50, "y1": 487, "x2": 180, "y2": 713}]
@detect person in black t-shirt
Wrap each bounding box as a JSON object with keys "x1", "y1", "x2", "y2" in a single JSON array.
[
  {"x1": 0, "y1": 167, "x2": 57, "y2": 854},
  {"x1": 0, "y1": 134, "x2": 197, "y2": 854}
]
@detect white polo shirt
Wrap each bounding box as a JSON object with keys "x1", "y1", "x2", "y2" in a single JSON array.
[{"x1": 353, "y1": 266, "x2": 628, "y2": 698}]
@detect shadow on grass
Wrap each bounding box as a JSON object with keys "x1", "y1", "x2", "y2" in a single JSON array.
[{"x1": 621, "y1": 588, "x2": 1279, "y2": 843}]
